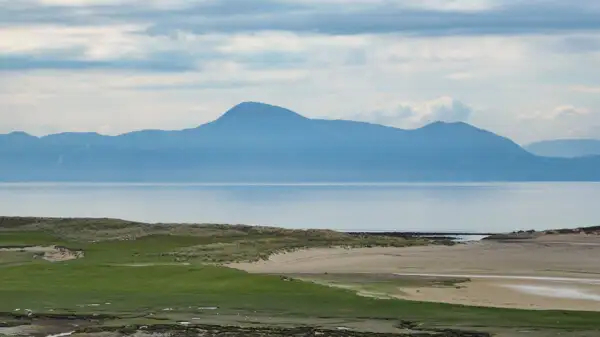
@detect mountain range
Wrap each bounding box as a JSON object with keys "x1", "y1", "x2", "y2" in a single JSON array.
[
  {"x1": 526, "y1": 139, "x2": 600, "y2": 158},
  {"x1": 2, "y1": 101, "x2": 600, "y2": 182}
]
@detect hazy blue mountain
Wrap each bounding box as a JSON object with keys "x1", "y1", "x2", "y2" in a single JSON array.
[
  {"x1": 526, "y1": 139, "x2": 600, "y2": 158},
  {"x1": 1, "y1": 101, "x2": 600, "y2": 182}
]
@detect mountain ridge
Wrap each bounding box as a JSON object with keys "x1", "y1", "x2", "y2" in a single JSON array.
[
  {"x1": 0, "y1": 102, "x2": 488, "y2": 139},
  {"x1": 526, "y1": 138, "x2": 600, "y2": 158},
  {"x1": 1, "y1": 101, "x2": 599, "y2": 182}
]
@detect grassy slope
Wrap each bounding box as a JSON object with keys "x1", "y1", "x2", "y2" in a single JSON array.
[
  {"x1": 1, "y1": 217, "x2": 599, "y2": 333},
  {"x1": 0, "y1": 217, "x2": 434, "y2": 263}
]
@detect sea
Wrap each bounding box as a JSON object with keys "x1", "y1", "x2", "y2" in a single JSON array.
[{"x1": 0, "y1": 182, "x2": 599, "y2": 233}]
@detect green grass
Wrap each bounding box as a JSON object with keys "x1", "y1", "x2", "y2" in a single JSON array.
[
  {"x1": 0, "y1": 251, "x2": 34, "y2": 265},
  {"x1": 1, "y1": 217, "x2": 600, "y2": 334},
  {"x1": 0, "y1": 231, "x2": 66, "y2": 246},
  {"x1": 1, "y1": 263, "x2": 599, "y2": 331}
]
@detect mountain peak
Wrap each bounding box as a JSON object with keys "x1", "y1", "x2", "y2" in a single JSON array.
[
  {"x1": 7, "y1": 131, "x2": 35, "y2": 138},
  {"x1": 416, "y1": 121, "x2": 479, "y2": 133},
  {"x1": 424, "y1": 120, "x2": 470, "y2": 127},
  {"x1": 215, "y1": 102, "x2": 309, "y2": 125}
]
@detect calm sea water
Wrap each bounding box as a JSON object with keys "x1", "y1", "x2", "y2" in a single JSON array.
[{"x1": 0, "y1": 182, "x2": 598, "y2": 233}]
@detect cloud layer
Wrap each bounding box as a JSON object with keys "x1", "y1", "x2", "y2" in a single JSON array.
[
  {"x1": 4, "y1": 0, "x2": 600, "y2": 36},
  {"x1": 1, "y1": 0, "x2": 600, "y2": 143}
]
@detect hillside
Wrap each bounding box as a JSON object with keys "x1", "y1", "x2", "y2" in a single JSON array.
[
  {"x1": 1, "y1": 102, "x2": 600, "y2": 182},
  {"x1": 526, "y1": 139, "x2": 600, "y2": 158}
]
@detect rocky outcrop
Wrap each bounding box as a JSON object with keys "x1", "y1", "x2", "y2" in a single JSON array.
[
  {"x1": 0, "y1": 245, "x2": 84, "y2": 262},
  {"x1": 484, "y1": 225, "x2": 600, "y2": 241},
  {"x1": 545, "y1": 226, "x2": 600, "y2": 235},
  {"x1": 2, "y1": 312, "x2": 118, "y2": 322},
  {"x1": 76, "y1": 323, "x2": 492, "y2": 337},
  {"x1": 1, "y1": 314, "x2": 492, "y2": 336}
]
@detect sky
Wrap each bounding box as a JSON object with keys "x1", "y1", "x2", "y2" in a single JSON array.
[{"x1": 1, "y1": 0, "x2": 600, "y2": 144}]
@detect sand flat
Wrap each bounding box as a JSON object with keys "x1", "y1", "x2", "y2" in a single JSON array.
[{"x1": 230, "y1": 234, "x2": 600, "y2": 311}]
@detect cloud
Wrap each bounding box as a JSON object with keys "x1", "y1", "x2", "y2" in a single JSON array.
[
  {"x1": 0, "y1": 24, "x2": 161, "y2": 64},
  {"x1": 446, "y1": 72, "x2": 476, "y2": 80},
  {"x1": 1, "y1": 0, "x2": 600, "y2": 143},
  {"x1": 520, "y1": 105, "x2": 591, "y2": 121},
  {"x1": 516, "y1": 105, "x2": 599, "y2": 141},
  {"x1": 130, "y1": 69, "x2": 308, "y2": 91},
  {"x1": 357, "y1": 96, "x2": 475, "y2": 128},
  {"x1": 584, "y1": 126, "x2": 600, "y2": 138},
  {"x1": 0, "y1": 53, "x2": 198, "y2": 72},
  {"x1": 2, "y1": 1, "x2": 600, "y2": 37},
  {"x1": 396, "y1": 0, "x2": 496, "y2": 12},
  {"x1": 0, "y1": 25, "x2": 203, "y2": 72},
  {"x1": 551, "y1": 36, "x2": 600, "y2": 54},
  {"x1": 571, "y1": 85, "x2": 600, "y2": 93},
  {"x1": 1, "y1": 2, "x2": 599, "y2": 74},
  {"x1": 0, "y1": 27, "x2": 370, "y2": 72},
  {"x1": 551, "y1": 105, "x2": 591, "y2": 119},
  {"x1": 131, "y1": 4, "x2": 600, "y2": 37}
]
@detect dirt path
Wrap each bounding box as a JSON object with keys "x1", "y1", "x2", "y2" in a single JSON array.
[{"x1": 230, "y1": 234, "x2": 600, "y2": 311}]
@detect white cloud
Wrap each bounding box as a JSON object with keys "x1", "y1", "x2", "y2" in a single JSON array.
[
  {"x1": 519, "y1": 105, "x2": 590, "y2": 121},
  {"x1": 571, "y1": 85, "x2": 600, "y2": 93},
  {"x1": 398, "y1": 0, "x2": 496, "y2": 11},
  {"x1": 375, "y1": 36, "x2": 526, "y2": 64},
  {"x1": 0, "y1": 71, "x2": 212, "y2": 135},
  {"x1": 356, "y1": 96, "x2": 474, "y2": 128},
  {"x1": 217, "y1": 32, "x2": 367, "y2": 54},
  {"x1": 516, "y1": 105, "x2": 599, "y2": 142},
  {"x1": 293, "y1": 0, "x2": 495, "y2": 11},
  {"x1": 36, "y1": 0, "x2": 189, "y2": 8},
  {"x1": 446, "y1": 72, "x2": 476, "y2": 80},
  {"x1": 0, "y1": 25, "x2": 147, "y2": 59},
  {"x1": 0, "y1": 11, "x2": 599, "y2": 143},
  {"x1": 38, "y1": 0, "x2": 129, "y2": 5},
  {"x1": 552, "y1": 105, "x2": 591, "y2": 118},
  {"x1": 0, "y1": 63, "x2": 309, "y2": 136}
]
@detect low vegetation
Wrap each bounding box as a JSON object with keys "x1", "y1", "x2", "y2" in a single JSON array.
[{"x1": 0, "y1": 216, "x2": 435, "y2": 263}]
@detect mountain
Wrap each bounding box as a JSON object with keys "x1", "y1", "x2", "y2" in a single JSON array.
[
  {"x1": 526, "y1": 139, "x2": 600, "y2": 158},
  {"x1": 1, "y1": 101, "x2": 600, "y2": 182}
]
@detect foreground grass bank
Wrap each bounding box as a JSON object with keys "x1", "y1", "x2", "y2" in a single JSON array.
[{"x1": 1, "y1": 217, "x2": 599, "y2": 336}]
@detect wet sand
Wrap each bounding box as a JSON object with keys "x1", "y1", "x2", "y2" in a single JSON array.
[{"x1": 230, "y1": 234, "x2": 600, "y2": 311}]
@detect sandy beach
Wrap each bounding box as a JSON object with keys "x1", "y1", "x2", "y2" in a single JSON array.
[{"x1": 230, "y1": 234, "x2": 600, "y2": 311}]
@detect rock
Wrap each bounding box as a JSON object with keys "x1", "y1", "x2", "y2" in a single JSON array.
[{"x1": 76, "y1": 323, "x2": 492, "y2": 337}]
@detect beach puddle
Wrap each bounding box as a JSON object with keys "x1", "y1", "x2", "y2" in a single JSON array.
[
  {"x1": 46, "y1": 332, "x2": 74, "y2": 337},
  {"x1": 394, "y1": 273, "x2": 600, "y2": 284},
  {"x1": 501, "y1": 284, "x2": 600, "y2": 301}
]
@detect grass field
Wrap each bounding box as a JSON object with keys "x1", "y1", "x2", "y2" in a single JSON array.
[{"x1": 1, "y1": 217, "x2": 600, "y2": 336}]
